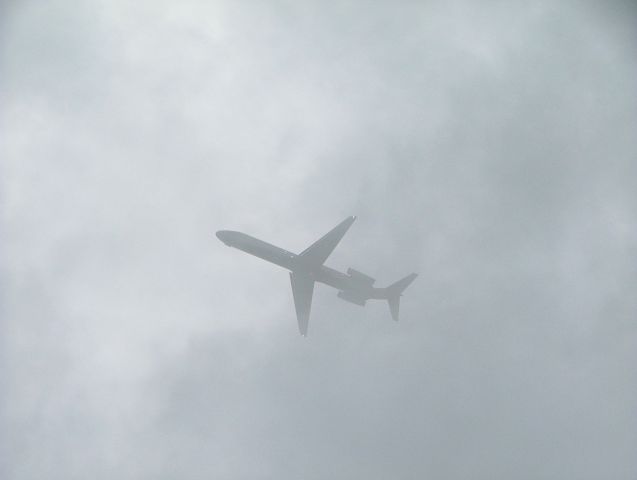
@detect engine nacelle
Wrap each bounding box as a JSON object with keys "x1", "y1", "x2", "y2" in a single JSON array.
[
  {"x1": 346, "y1": 267, "x2": 375, "y2": 286},
  {"x1": 337, "y1": 290, "x2": 367, "y2": 306}
]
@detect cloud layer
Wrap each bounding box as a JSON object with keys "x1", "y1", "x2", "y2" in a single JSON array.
[{"x1": 2, "y1": 1, "x2": 636, "y2": 478}]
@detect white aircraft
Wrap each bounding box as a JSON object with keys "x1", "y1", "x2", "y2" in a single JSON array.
[{"x1": 217, "y1": 216, "x2": 417, "y2": 336}]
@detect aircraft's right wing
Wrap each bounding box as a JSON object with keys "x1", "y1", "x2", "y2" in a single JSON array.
[
  {"x1": 289, "y1": 272, "x2": 315, "y2": 336},
  {"x1": 298, "y1": 216, "x2": 356, "y2": 266}
]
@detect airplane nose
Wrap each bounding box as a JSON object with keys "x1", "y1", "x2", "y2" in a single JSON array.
[{"x1": 216, "y1": 230, "x2": 232, "y2": 245}]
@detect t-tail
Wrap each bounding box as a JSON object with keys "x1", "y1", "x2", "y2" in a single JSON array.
[{"x1": 385, "y1": 273, "x2": 418, "y2": 321}]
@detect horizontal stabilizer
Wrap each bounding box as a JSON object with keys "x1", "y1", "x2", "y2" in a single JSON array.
[
  {"x1": 385, "y1": 273, "x2": 418, "y2": 322},
  {"x1": 388, "y1": 297, "x2": 401, "y2": 322},
  {"x1": 299, "y1": 216, "x2": 356, "y2": 266},
  {"x1": 386, "y1": 273, "x2": 418, "y2": 296}
]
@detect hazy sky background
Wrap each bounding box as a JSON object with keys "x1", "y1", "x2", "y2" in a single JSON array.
[{"x1": 2, "y1": 1, "x2": 636, "y2": 479}]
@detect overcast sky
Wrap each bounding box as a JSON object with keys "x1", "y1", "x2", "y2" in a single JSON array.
[{"x1": 2, "y1": 1, "x2": 636, "y2": 479}]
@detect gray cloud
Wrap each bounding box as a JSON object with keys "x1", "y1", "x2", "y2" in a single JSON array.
[{"x1": 2, "y1": 1, "x2": 636, "y2": 479}]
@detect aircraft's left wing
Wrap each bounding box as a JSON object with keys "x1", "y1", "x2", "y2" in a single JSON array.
[
  {"x1": 298, "y1": 216, "x2": 356, "y2": 266},
  {"x1": 289, "y1": 272, "x2": 315, "y2": 336}
]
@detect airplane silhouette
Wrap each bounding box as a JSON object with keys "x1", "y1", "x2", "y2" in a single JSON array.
[{"x1": 216, "y1": 216, "x2": 417, "y2": 336}]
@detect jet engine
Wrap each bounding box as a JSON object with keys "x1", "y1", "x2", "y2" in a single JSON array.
[
  {"x1": 337, "y1": 290, "x2": 367, "y2": 306},
  {"x1": 347, "y1": 268, "x2": 375, "y2": 286}
]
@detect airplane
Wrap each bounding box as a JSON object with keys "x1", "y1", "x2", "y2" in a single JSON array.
[{"x1": 216, "y1": 216, "x2": 417, "y2": 336}]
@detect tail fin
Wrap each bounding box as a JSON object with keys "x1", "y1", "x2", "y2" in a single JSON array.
[{"x1": 385, "y1": 273, "x2": 418, "y2": 321}]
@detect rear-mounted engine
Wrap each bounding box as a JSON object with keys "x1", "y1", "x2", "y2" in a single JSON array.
[
  {"x1": 347, "y1": 267, "x2": 375, "y2": 285},
  {"x1": 337, "y1": 290, "x2": 367, "y2": 306}
]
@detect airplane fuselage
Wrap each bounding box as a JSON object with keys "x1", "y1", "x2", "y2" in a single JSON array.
[{"x1": 216, "y1": 230, "x2": 387, "y2": 300}]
